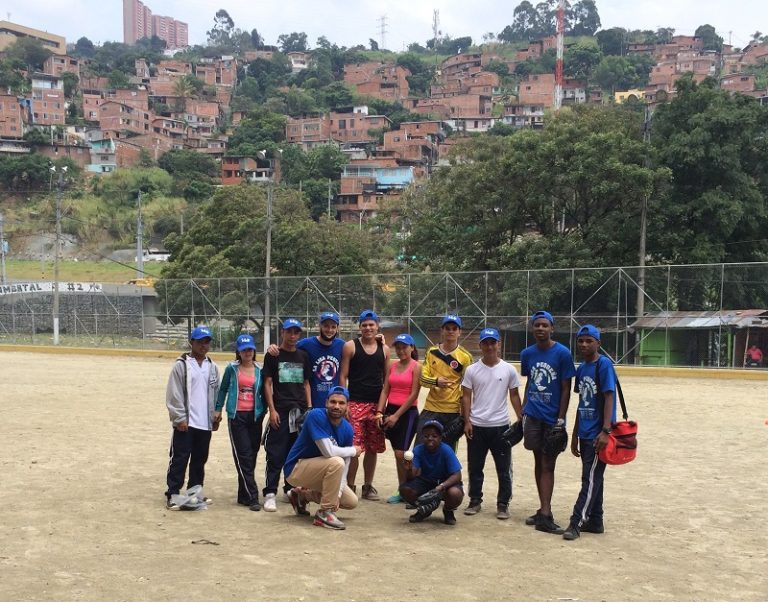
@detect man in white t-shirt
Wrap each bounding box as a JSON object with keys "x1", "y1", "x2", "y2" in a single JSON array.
[
  {"x1": 165, "y1": 326, "x2": 221, "y2": 509},
  {"x1": 460, "y1": 327, "x2": 522, "y2": 520}
]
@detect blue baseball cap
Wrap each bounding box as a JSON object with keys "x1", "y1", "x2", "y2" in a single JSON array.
[
  {"x1": 190, "y1": 326, "x2": 212, "y2": 340},
  {"x1": 422, "y1": 419, "x2": 444, "y2": 434},
  {"x1": 479, "y1": 327, "x2": 501, "y2": 342},
  {"x1": 577, "y1": 324, "x2": 601, "y2": 341},
  {"x1": 394, "y1": 333, "x2": 415, "y2": 346},
  {"x1": 319, "y1": 311, "x2": 340, "y2": 324},
  {"x1": 282, "y1": 318, "x2": 303, "y2": 330},
  {"x1": 530, "y1": 310, "x2": 555, "y2": 325},
  {"x1": 441, "y1": 314, "x2": 462, "y2": 328},
  {"x1": 236, "y1": 334, "x2": 256, "y2": 351},
  {"x1": 358, "y1": 309, "x2": 380, "y2": 323},
  {"x1": 327, "y1": 385, "x2": 350, "y2": 400}
]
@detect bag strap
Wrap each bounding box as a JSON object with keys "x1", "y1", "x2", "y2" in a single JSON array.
[{"x1": 595, "y1": 354, "x2": 629, "y2": 421}]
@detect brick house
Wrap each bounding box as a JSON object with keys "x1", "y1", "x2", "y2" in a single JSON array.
[
  {"x1": 344, "y1": 62, "x2": 411, "y2": 102},
  {"x1": 43, "y1": 55, "x2": 80, "y2": 78},
  {"x1": 0, "y1": 94, "x2": 25, "y2": 138}
]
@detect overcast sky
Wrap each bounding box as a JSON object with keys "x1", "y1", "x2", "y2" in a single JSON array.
[{"x1": 5, "y1": 0, "x2": 767, "y2": 51}]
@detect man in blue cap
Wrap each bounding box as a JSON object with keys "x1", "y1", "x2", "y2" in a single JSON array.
[
  {"x1": 271, "y1": 311, "x2": 345, "y2": 409},
  {"x1": 284, "y1": 386, "x2": 363, "y2": 530},
  {"x1": 262, "y1": 318, "x2": 312, "y2": 512},
  {"x1": 460, "y1": 327, "x2": 523, "y2": 520},
  {"x1": 340, "y1": 309, "x2": 390, "y2": 500},
  {"x1": 418, "y1": 314, "x2": 473, "y2": 448},
  {"x1": 164, "y1": 325, "x2": 221, "y2": 509},
  {"x1": 520, "y1": 310, "x2": 575, "y2": 534},
  {"x1": 563, "y1": 324, "x2": 616, "y2": 541}
]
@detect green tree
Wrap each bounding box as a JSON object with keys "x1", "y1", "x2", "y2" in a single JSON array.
[
  {"x1": 207, "y1": 9, "x2": 235, "y2": 47},
  {"x1": 158, "y1": 150, "x2": 219, "y2": 179},
  {"x1": 594, "y1": 55, "x2": 639, "y2": 93},
  {"x1": 396, "y1": 105, "x2": 667, "y2": 271},
  {"x1": 694, "y1": 24, "x2": 723, "y2": 52},
  {"x1": 278, "y1": 32, "x2": 309, "y2": 52},
  {"x1": 596, "y1": 27, "x2": 627, "y2": 56},
  {"x1": 651, "y1": 76, "x2": 768, "y2": 266},
  {"x1": 73, "y1": 36, "x2": 96, "y2": 58},
  {"x1": 158, "y1": 186, "x2": 380, "y2": 326},
  {"x1": 485, "y1": 60, "x2": 510, "y2": 77},
  {"x1": 564, "y1": 42, "x2": 603, "y2": 84},
  {"x1": 227, "y1": 108, "x2": 287, "y2": 155},
  {"x1": 99, "y1": 168, "x2": 174, "y2": 205},
  {"x1": 108, "y1": 69, "x2": 130, "y2": 89},
  {"x1": 61, "y1": 72, "x2": 79, "y2": 99},
  {"x1": 6, "y1": 37, "x2": 51, "y2": 71},
  {"x1": 568, "y1": 0, "x2": 601, "y2": 36}
]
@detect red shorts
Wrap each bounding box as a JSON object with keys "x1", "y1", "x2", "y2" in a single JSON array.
[{"x1": 347, "y1": 401, "x2": 385, "y2": 453}]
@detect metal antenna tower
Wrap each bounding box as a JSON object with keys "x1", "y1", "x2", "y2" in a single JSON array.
[
  {"x1": 554, "y1": 0, "x2": 566, "y2": 111},
  {"x1": 378, "y1": 14, "x2": 388, "y2": 50}
]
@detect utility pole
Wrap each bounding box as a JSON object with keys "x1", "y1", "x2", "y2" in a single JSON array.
[
  {"x1": 136, "y1": 190, "x2": 144, "y2": 279},
  {"x1": 260, "y1": 149, "x2": 282, "y2": 354},
  {"x1": 327, "y1": 178, "x2": 332, "y2": 218},
  {"x1": 0, "y1": 211, "x2": 7, "y2": 285},
  {"x1": 51, "y1": 166, "x2": 67, "y2": 345},
  {"x1": 636, "y1": 103, "x2": 652, "y2": 322}
]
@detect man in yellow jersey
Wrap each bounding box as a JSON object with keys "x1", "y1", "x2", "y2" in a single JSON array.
[{"x1": 417, "y1": 315, "x2": 473, "y2": 448}]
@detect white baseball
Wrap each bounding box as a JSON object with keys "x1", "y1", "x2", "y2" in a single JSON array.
[{"x1": 404, "y1": 451, "x2": 414, "y2": 461}]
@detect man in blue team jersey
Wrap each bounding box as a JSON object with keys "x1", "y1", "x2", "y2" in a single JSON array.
[
  {"x1": 269, "y1": 312, "x2": 345, "y2": 409},
  {"x1": 563, "y1": 324, "x2": 616, "y2": 541},
  {"x1": 520, "y1": 310, "x2": 576, "y2": 534}
]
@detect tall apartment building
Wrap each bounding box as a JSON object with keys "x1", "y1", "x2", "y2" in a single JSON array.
[{"x1": 123, "y1": 0, "x2": 188, "y2": 49}]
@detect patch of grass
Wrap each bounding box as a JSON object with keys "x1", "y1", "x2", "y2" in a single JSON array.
[{"x1": 4, "y1": 259, "x2": 164, "y2": 283}]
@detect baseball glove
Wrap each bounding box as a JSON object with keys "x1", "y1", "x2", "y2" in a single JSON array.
[
  {"x1": 442, "y1": 416, "x2": 466, "y2": 444},
  {"x1": 542, "y1": 426, "x2": 568, "y2": 457},
  {"x1": 415, "y1": 488, "x2": 443, "y2": 516},
  {"x1": 501, "y1": 421, "x2": 524, "y2": 447}
]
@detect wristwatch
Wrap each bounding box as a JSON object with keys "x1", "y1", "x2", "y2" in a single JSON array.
[
  {"x1": 556, "y1": 418, "x2": 565, "y2": 427},
  {"x1": 601, "y1": 427, "x2": 612, "y2": 434}
]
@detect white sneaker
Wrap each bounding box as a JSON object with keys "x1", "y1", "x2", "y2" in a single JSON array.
[
  {"x1": 263, "y1": 493, "x2": 277, "y2": 512},
  {"x1": 281, "y1": 492, "x2": 291, "y2": 504}
]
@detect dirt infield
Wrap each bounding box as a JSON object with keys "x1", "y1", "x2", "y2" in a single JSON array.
[{"x1": 1, "y1": 351, "x2": 766, "y2": 601}]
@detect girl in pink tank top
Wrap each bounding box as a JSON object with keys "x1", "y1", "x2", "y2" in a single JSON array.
[{"x1": 376, "y1": 334, "x2": 422, "y2": 503}]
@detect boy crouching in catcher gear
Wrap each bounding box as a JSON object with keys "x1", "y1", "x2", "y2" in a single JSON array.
[
  {"x1": 400, "y1": 420, "x2": 464, "y2": 525},
  {"x1": 283, "y1": 386, "x2": 362, "y2": 530},
  {"x1": 563, "y1": 325, "x2": 616, "y2": 541}
]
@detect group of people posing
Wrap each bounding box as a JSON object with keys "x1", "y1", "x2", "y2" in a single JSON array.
[{"x1": 164, "y1": 309, "x2": 618, "y2": 539}]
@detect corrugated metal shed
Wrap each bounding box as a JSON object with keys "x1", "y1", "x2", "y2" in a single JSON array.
[{"x1": 631, "y1": 310, "x2": 768, "y2": 330}]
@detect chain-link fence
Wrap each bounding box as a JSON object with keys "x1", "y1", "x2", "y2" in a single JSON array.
[{"x1": 1, "y1": 263, "x2": 767, "y2": 368}]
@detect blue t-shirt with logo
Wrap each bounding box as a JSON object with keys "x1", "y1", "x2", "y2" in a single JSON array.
[
  {"x1": 521, "y1": 341, "x2": 576, "y2": 424},
  {"x1": 298, "y1": 336, "x2": 345, "y2": 408},
  {"x1": 284, "y1": 408, "x2": 354, "y2": 478},
  {"x1": 413, "y1": 442, "x2": 462, "y2": 481},
  {"x1": 575, "y1": 357, "x2": 617, "y2": 440}
]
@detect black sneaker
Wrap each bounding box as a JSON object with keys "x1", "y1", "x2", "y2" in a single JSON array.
[
  {"x1": 563, "y1": 524, "x2": 580, "y2": 540},
  {"x1": 535, "y1": 513, "x2": 564, "y2": 534},
  {"x1": 405, "y1": 502, "x2": 417, "y2": 509},
  {"x1": 166, "y1": 498, "x2": 179, "y2": 510},
  {"x1": 525, "y1": 511, "x2": 539, "y2": 526},
  {"x1": 249, "y1": 498, "x2": 262, "y2": 512},
  {"x1": 581, "y1": 521, "x2": 605, "y2": 534},
  {"x1": 443, "y1": 509, "x2": 457, "y2": 525}
]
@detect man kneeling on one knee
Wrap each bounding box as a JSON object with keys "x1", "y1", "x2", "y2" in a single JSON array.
[
  {"x1": 400, "y1": 420, "x2": 464, "y2": 525},
  {"x1": 284, "y1": 386, "x2": 362, "y2": 530}
]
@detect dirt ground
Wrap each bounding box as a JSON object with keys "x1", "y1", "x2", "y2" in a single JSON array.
[{"x1": 1, "y1": 351, "x2": 766, "y2": 601}]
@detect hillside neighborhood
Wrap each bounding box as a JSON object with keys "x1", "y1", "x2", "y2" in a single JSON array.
[{"x1": 1, "y1": 3, "x2": 768, "y2": 226}]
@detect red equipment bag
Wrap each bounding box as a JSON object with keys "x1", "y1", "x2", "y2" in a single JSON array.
[{"x1": 594, "y1": 358, "x2": 638, "y2": 465}]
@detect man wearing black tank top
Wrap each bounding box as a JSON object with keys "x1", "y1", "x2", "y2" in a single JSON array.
[{"x1": 340, "y1": 309, "x2": 391, "y2": 501}]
